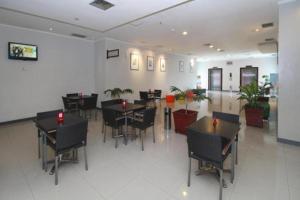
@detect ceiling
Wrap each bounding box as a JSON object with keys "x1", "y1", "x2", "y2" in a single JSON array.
[{"x1": 0, "y1": 0, "x2": 281, "y2": 59}]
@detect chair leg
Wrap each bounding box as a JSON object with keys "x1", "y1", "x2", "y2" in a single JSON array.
[
  {"x1": 83, "y1": 145, "x2": 88, "y2": 170},
  {"x1": 95, "y1": 109, "x2": 97, "y2": 120},
  {"x1": 235, "y1": 139, "x2": 238, "y2": 165},
  {"x1": 187, "y1": 157, "x2": 191, "y2": 187},
  {"x1": 55, "y1": 155, "x2": 59, "y2": 185},
  {"x1": 152, "y1": 126, "x2": 155, "y2": 143},
  {"x1": 140, "y1": 129, "x2": 144, "y2": 151},
  {"x1": 38, "y1": 130, "x2": 41, "y2": 158},
  {"x1": 102, "y1": 120, "x2": 104, "y2": 134},
  {"x1": 115, "y1": 129, "x2": 118, "y2": 148},
  {"x1": 103, "y1": 125, "x2": 106, "y2": 143},
  {"x1": 219, "y1": 169, "x2": 223, "y2": 200}
]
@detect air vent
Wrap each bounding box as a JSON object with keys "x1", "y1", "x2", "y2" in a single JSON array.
[
  {"x1": 261, "y1": 22, "x2": 274, "y2": 28},
  {"x1": 265, "y1": 38, "x2": 275, "y2": 42},
  {"x1": 203, "y1": 43, "x2": 211, "y2": 46},
  {"x1": 226, "y1": 61, "x2": 233, "y2": 65},
  {"x1": 90, "y1": 0, "x2": 114, "y2": 11},
  {"x1": 71, "y1": 33, "x2": 87, "y2": 38}
]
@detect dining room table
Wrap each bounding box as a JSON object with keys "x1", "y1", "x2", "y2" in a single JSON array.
[
  {"x1": 105, "y1": 103, "x2": 146, "y2": 144},
  {"x1": 34, "y1": 113, "x2": 87, "y2": 172}
]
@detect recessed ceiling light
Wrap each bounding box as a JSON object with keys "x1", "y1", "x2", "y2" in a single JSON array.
[
  {"x1": 255, "y1": 28, "x2": 260, "y2": 32},
  {"x1": 209, "y1": 45, "x2": 214, "y2": 48},
  {"x1": 182, "y1": 31, "x2": 188, "y2": 35},
  {"x1": 49, "y1": 27, "x2": 53, "y2": 31},
  {"x1": 217, "y1": 48, "x2": 221, "y2": 51},
  {"x1": 171, "y1": 28, "x2": 175, "y2": 32}
]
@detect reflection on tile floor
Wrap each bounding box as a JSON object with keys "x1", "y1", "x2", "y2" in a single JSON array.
[{"x1": 0, "y1": 91, "x2": 299, "y2": 200}]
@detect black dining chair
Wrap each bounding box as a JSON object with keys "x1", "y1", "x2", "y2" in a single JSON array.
[
  {"x1": 154, "y1": 89, "x2": 162, "y2": 105},
  {"x1": 212, "y1": 111, "x2": 239, "y2": 164},
  {"x1": 102, "y1": 108, "x2": 125, "y2": 148},
  {"x1": 130, "y1": 107, "x2": 156, "y2": 151},
  {"x1": 62, "y1": 96, "x2": 78, "y2": 113},
  {"x1": 46, "y1": 120, "x2": 88, "y2": 185},
  {"x1": 187, "y1": 129, "x2": 234, "y2": 200},
  {"x1": 100, "y1": 99, "x2": 123, "y2": 134},
  {"x1": 36, "y1": 109, "x2": 63, "y2": 159},
  {"x1": 139, "y1": 91, "x2": 149, "y2": 102},
  {"x1": 79, "y1": 96, "x2": 98, "y2": 120},
  {"x1": 66, "y1": 93, "x2": 79, "y2": 97}
]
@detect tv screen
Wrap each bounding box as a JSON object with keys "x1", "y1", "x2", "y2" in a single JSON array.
[{"x1": 8, "y1": 42, "x2": 38, "y2": 61}]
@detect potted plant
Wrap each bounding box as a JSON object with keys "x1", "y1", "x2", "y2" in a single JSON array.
[
  {"x1": 104, "y1": 88, "x2": 133, "y2": 99},
  {"x1": 170, "y1": 86, "x2": 211, "y2": 135},
  {"x1": 238, "y1": 81, "x2": 265, "y2": 127}
]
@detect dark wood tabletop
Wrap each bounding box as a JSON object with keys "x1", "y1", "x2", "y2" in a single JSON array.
[
  {"x1": 35, "y1": 113, "x2": 86, "y2": 133},
  {"x1": 105, "y1": 103, "x2": 145, "y2": 113},
  {"x1": 187, "y1": 116, "x2": 240, "y2": 140}
]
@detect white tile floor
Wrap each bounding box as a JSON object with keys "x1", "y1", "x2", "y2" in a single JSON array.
[{"x1": 0, "y1": 91, "x2": 299, "y2": 200}]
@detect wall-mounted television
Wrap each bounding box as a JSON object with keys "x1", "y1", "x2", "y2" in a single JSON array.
[{"x1": 8, "y1": 42, "x2": 38, "y2": 61}]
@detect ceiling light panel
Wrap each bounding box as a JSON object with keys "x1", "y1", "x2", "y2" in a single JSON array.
[{"x1": 90, "y1": 0, "x2": 114, "y2": 11}]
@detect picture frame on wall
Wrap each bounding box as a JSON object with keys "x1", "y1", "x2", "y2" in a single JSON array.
[
  {"x1": 130, "y1": 53, "x2": 139, "y2": 70},
  {"x1": 160, "y1": 58, "x2": 166, "y2": 72},
  {"x1": 106, "y1": 49, "x2": 119, "y2": 59},
  {"x1": 147, "y1": 56, "x2": 154, "y2": 71},
  {"x1": 179, "y1": 61, "x2": 184, "y2": 72}
]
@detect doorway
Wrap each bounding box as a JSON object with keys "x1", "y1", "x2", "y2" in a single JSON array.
[
  {"x1": 208, "y1": 67, "x2": 223, "y2": 91},
  {"x1": 240, "y1": 66, "x2": 258, "y2": 87}
]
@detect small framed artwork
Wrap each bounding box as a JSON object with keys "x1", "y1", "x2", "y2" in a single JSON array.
[
  {"x1": 130, "y1": 53, "x2": 139, "y2": 70},
  {"x1": 160, "y1": 58, "x2": 166, "y2": 72},
  {"x1": 107, "y1": 49, "x2": 119, "y2": 59},
  {"x1": 179, "y1": 61, "x2": 184, "y2": 72},
  {"x1": 147, "y1": 56, "x2": 154, "y2": 71}
]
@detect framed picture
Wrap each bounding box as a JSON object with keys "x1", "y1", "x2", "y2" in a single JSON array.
[
  {"x1": 107, "y1": 49, "x2": 119, "y2": 59},
  {"x1": 130, "y1": 53, "x2": 139, "y2": 70},
  {"x1": 190, "y1": 59, "x2": 195, "y2": 73},
  {"x1": 160, "y1": 58, "x2": 166, "y2": 72},
  {"x1": 147, "y1": 56, "x2": 154, "y2": 71},
  {"x1": 179, "y1": 61, "x2": 184, "y2": 72}
]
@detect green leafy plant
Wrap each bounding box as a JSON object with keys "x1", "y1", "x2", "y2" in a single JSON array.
[
  {"x1": 238, "y1": 81, "x2": 260, "y2": 108},
  {"x1": 170, "y1": 86, "x2": 211, "y2": 112},
  {"x1": 104, "y1": 88, "x2": 133, "y2": 99}
]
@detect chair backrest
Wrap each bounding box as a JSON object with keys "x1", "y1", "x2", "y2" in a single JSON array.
[
  {"x1": 187, "y1": 129, "x2": 223, "y2": 162},
  {"x1": 80, "y1": 96, "x2": 97, "y2": 110},
  {"x1": 140, "y1": 91, "x2": 149, "y2": 101},
  {"x1": 62, "y1": 96, "x2": 76, "y2": 110},
  {"x1": 56, "y1": 120, "x2": 88, "y2": 151},
  {"x1": 154, "y1": 90, "x2": 162, "y2": 98},
  {"x1": 37, "y1": 109, "x2": 63, "y2": 120},
  {"x1": 142, "y1": 107, "x2": 156, "y2": 127},
  {"x1": 91, "y1": 93, "x2": 98, "y2": 99},
  {"x1": 101, "y1": 99, "x2": 122, "y2": 108},
  {"x1": 134, "y1": 99, "x2": 147, "y2": 105},
  {"x1": 212, "y1": 111, "x2": 239, "y2": 124},
  {"x1": 102, "y1": 108, "x2": 122, "y2": 128},
  {"x1": 66, "y1": 93, "x2": 79, "y2": 97}
]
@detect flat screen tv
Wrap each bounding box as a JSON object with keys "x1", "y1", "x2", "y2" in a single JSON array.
[{"x1": 8, "y1": 42, "x2": 38, "y2": 61}]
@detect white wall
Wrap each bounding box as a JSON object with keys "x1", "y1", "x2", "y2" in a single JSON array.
[
  {"x1": 278, "y1": 1, "x2": 300, "y2": 143},
  {"x1": 197, "y1": 57, "x2": 278, "y2": 91},
  {"x1": 0, "y1": 24, "x2": 96, "y2": 122},
  {"x1": 95, "y1": 38, "x2": 198, "y2": 102}
]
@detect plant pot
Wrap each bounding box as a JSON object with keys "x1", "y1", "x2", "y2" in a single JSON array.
[
  {"x1": 245, "y1": 107, "x2": 263, "y2": 128},
  {"x1": 173, "y1": 109, "x2": 198, "y2": 135},
  {"x1": 166, "y1": 95, "x2": 175, "y2": 103}
]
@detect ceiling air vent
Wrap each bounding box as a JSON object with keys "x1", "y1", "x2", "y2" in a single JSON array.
[
  {"x1": 226, "y1": 61, "x2": 233, "y2": 65},
  {"x1": 265, "y1": 38, "x2": 275, "y2": 42},
  {"x1": 90, "y1": 0, "x2": 114, "y2": 11},
  {"x1": 71, "y1": 33, "x2": 87, "y2": 38},
  {"x1": 261, "y1": 22, "x2": 274, "y2": 28}
]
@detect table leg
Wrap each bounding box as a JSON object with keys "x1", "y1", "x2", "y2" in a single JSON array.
[
  {"x1": 124, "y1": 114, "x2": 128, "y2": 145},
  {"x1": 41, "y1": 132, "x2": 45, "y2": 170},
  {"x1": 231, "y1": 141, "x2": 236, "y2": 183}
]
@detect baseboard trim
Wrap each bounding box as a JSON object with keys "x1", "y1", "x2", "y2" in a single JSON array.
[
  {"x1": 0, "y1": 117, "x2": 35, "y2": 126},
  {"x1": 277, "y1": 137, "x2": 300, "y2": 146}
]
